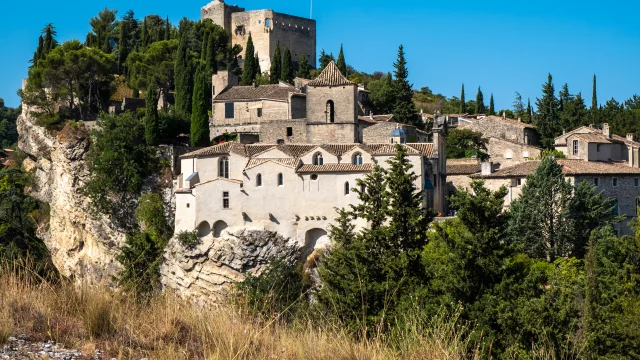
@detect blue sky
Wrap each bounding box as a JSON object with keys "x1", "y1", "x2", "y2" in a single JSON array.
[{"x1": 1, "y1": 0, "x2": 639, "y2": 110}]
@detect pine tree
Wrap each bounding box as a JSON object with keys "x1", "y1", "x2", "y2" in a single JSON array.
[
  {"x1": 460, "y1": 83, "x2": 466, "y2": 113},
  {"x1": 391, "y1": 45, "x2": 419, "y2": 127},
  {"x1": 513, "y1": 92, "x2": 525, "y2": 119},
  {"x1": 42, "y1": 24, "x2": 57, "y2": 57},
  {"x1": 489, "y1": 93, "x2": 495, "y2": 115},
  {"x1": 336, "y1": 44, "x2": 347, "y2": 76},
  {"x1": 535, "y1": 74, "x2": 560, "y2": 148},
  {"x1": 164, "y1": 16, "x2": 171, "y2": 40},
  {"x1": 144, "y1": 81, "x2": 159, "y2": 146},
  {"x1": 269, "y1": 41, "x2": 281, "y2": 84},
  {"x1": 281, "y1": 48, "x2": 293, "y2": 83},
  {"x1": 296, "y1": 54, "x2": 311, "y2": 79},
  {"x1": 174, "y1": 34, "x2": 193, "y2": 117},
  {"x1": 190, "y1": 67, "x2": 210, "y2": 147},
  {"x1": 318, "y1": 49, "x2": 331, "y2": 70},
  {"x1": 476, "y1": 87, "x2": 486, "y2": 114},
  {"x1": 240, "y1": 33, "x2": 256, "y2": 85}
]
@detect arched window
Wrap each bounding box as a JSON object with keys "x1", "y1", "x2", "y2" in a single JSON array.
[
  {"x1": 326, "y1": 100, "x2": 335, "y2": 123},
  {"x1": 256, "y1": 173, "x2": 262, "y2": 187},
  {"x1": 313, "y1": 152, "x2": 324, "y2": 166},
  {"x1": 352, "y1": 152, "x2": 363, "y2": 165},
  {"x1": 277, "y1": 173, "x2": 284, "y2": 186},
  {"x1": 344, "y1": 182, "x2": 350, "y2": 196},
  {"x1": 219, "y1": 157, "x2": 229, "y2": 178}
]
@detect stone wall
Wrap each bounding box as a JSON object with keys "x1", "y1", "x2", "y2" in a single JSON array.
[
  {"x1": 259, "y1": 120, "x2": 308, "y2": 144},
  {"x1": 362, "y1": 123, "x2": 427, "y2": 143},
  {"x1": 290, "y1": 94, "x2": 307, "y2": 119},
  {"x1": 212, "y1": 99, "x2": 289, "y2": 126},
  {"x1": 210, "y1": 123, "x2": 260, "y2": 140},
  {"x1": 306, "y1": 123, "x2": 358, "y2": 144},
  {"x1": 306, "y1": 85, "x2": 358, "y2": 124},
  {"x1": 466, "y1": 118, "x2": 536, "y2": 145},
  {"x1": 487, "y1": 138, "x2": 541, "y2": 169}
]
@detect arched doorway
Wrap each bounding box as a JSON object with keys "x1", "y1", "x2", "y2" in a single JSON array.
[
  {"x1": 303, "y1": 228, "x2": 329, "y2": 256},
  {"x1": 197, "y1": 221, "x2": 211, "y2": 237},
  {"x1": 213, "y1": 220, "x2": 228, "y2": 238}
]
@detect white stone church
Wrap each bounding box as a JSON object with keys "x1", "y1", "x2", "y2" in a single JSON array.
[{"x1": 173, "y1": 63, "x2": 448, "y2": 253}]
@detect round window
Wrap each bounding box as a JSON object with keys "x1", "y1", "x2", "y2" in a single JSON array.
[{"x1": 311, "y1": 174, "x2": 318, "y2": 181}]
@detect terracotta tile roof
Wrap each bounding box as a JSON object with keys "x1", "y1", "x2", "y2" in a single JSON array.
[
  {"x1": 180, "y1": 142, "x2": 246, "y2": 158},
  {"x1": 307, "y1": 61, "x2": 354, "y2": 87},
  {"x1": 476, "y1": 115, "x2": 536, "y2": 129},
  {"x1": 366, "y1": 144, "x2": 421, "y2": 155},
  {"x1": 320, "y1": 144, "x2": 359, "y2": 156},
  {"x1": 244, "y1": 158, "x2": 301, "y2": 170},
  {"x1": 245, "y1": 144, "x2": 276, "y2": 157},
  {"x1": 448, "y1": 163, "x2": 481, "y2": 175},
  {"x1": 297, "y1": 163, "x2": 374, "y2": 173},
  {"x1": 475, "y1": 159, "x2": 640, "y2": 179},
  {"x1": 276, "y1": 145, "x2": 318, "y2": 158},
  {"x1": 214, "y1": 84, "x2": 298, "y2": 102},
  {"x1": 406, "y1": 143, "x2": 434, "y2": 156}
]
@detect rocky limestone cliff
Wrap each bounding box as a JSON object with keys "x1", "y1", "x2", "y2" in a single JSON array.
[
  {"x1": 161, "y1": 227, "x2": 299, "y2": 303},
  {"x1": 18, "y1": 112, "x2": 125, "y2": 283}
]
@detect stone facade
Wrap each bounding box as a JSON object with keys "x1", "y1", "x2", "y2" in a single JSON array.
[
  {"x1": 201, "y1": 1, "x2": 316, "y2": 72},
  {"x1": 461, "y1": 115, "x2": 539, "y2": 146},
  {"x1": 361, "y1": 122, "x2": 429, "y2": 144},
  {"x1": 487, "y1": 137, "x2": 542, "y2": 169}
]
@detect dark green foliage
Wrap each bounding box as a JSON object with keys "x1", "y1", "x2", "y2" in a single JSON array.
[
  {"x1": 270, "y1": 41, "x2": 282, "y2": 84},
  {"x1": 164, "y1": 16, "x2": 171, "y2": 41},
  {"x1": 0, "y1": 100, "x2": 19, "y2": 148},
  {"x1": 391, "y1": 45, "x2": 419, "y2": 127},
  {"x1": 367, "y1": 72, "x2": 394, "y2": 115},
  {"x1": 83, "y1": 113, "x2": 156, "y2": 222},
  {"x1": 475, "y1": 87, "x2": 485, "y2": 114},
  {"x1": 535, "y1": 74, "x2": 560, "y2": 148},
  {"x1": 592, "y1": 74, "x2": 598, "y2": 110},
  {"x1": 336, "y1": 44, "x2": 347, "y2": 76},
  {"x1": 116, "y1": 230, "x2": 166, "y2": 294},
  {"x1": 281, "y1": 48, "x2": 293, "y2": 84},
  {"x1": 296, "y1": 54, "x2": 311, "y2": 79},
  {"x1": 126, "y1": 39, "x2": 178, "y2": 111},
  {"x1": 445, "y1": 128, "x2": 489, "y2": 161},
  {"x1": 176, "y1": 230, "x2": 199, "y2": 249},
  {"x1": 144, "y1": 82, "x2": 159, "y2": 146},
  {"x1": 234, "y1": 258, "x2": 306, "y2": 321},
  {"x1": 489, "y1": 93, "x2": 495, "y2": 115},
  {"x1": 116, "y1": 11, "x2": 139, "y2": 74},
  {"x1": 318, "y1": 49, "x2": 332, "y2": 70},
  {"x1": 190, "y1": 67, "x2": 210, "y2": 147},
  {"x1": 0, "y1": 167, "x2": 55, "y2": 277},
  {"x1": 85, "y1": 7, "x2": 117, "y2": 53},
  {"x1": 240, "y1": 33, "x2": 257, "y2": 85},
  {"x1": 174, "y1": 30, "x2": 193, "y2": 117},
  {"x1": 460, "y1": 84, "x2": 466, "y2": 113},
  {"x1": 135, "y1": 193, "x2": 170, "y2": 242}
]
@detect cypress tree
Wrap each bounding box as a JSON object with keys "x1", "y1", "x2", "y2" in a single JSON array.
[
  {"x1": 527, "y1": 98, "x2": 533, "y2": 122},
  {"x1": 33, "y1": 35, "x2": 44, "y2": 66},
  {"x1": 255, "y1": 53, "x2": 261, "y2": 76},
  {"x1": 476, "y1": 87, "x2": 486, "y2": 114},
  {"x1": 205, "y1": 34, "x2": 217, "y2": 75},
  {"x1": 535, "y1": 73, "x2": 560, "y2": 148},
  {"x1": 240, "y1": 33, "x2": 256, "y2": 85},
  {"x1": 391, "y1": 45, "x2": 419, "y2": 127},
  {"x1": 336, "y1": 44, "x2": 347, "y2": 76},
  {"x1": 460, "y1": 83, "x2": 466, "y2": 113},
  {"x1": 174, "y1": 34, "x2": 193, "y2": 117},
  {"x1": 190, "y1": 67, "x2": 210, "y2": 147},
  {"x1": 144, "y1": 81, "x2": 159, "y2": 146},
  {"x1": 489, "y1": 93, "x2": 495, "y2": 115},
  {"x1": 117, "y1": 22, "x2": 128, "y2": 74},
  {"x1": 164, "y1": 16, "x2": 171, "y2": 40},
  {"x1": 282, "y1": 48, "x2": 293, "y2": 83},
  {"x1": 269, "y1": 41, "x2": 282, "y2": 84},
  {"x1": 296, "y1": 54, "x2": 311, "y2": 79},
  {"x1": 141, "y1": 19, "x2": 149, "y2": 48},
  {"x1": 42, "y1": 24, "x2": 57, "y2": 56},
  {"x1": 591, "y1": 74, "x2": 598, "y2": 110}
]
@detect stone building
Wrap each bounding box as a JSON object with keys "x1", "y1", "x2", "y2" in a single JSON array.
[
  {"x1": 474, "y1": 158, "x2": 640, "y2": 235},
  {"x1": 201, "y1": 0, "x2": 316, "y2": 72},
  {"x1": 174, "y1": 134, "x2": 448, "y2": 255},
  {"x1": 554, "y1": 123, "x2": 640, "y2": 166},
  {"x1": 460, "y1": 114, "x2": 540, "y2": 146}
]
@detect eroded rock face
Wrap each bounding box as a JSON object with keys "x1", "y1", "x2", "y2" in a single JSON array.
[
  {"x1": 161, "y1": 227, "x2": 299, "y2": 303},
  {"x1": 18, "y1": 112, "x2": 125, "y2": 284}
]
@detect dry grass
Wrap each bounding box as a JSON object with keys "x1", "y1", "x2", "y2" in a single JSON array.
[{"x1": 0, "y1": 266, "x2": 490, "y2": 360}]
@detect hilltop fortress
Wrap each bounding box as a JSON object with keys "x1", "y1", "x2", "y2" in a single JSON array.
[{"x1": 201, "y1": 0, "x2": 316, "y2": 72}]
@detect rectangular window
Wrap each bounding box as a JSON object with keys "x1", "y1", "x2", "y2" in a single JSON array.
[
  {"x1": 224, "y1": 103, "x2": 234, "y2": 119},
  {"x1": 573, "y1": 140, "x2": 579, "y2": 155},
  {"x1": 613, "y1": 198, "x2": 619, "y2": 215},
  {"x1": 433, "y1": 174, "x2": 437, "y2": 187},
  {"x1": 257, "y1": 108, "x2": 263, "y2": 117},
  {"x1": 287, "y1": 127, "x2": 293, "y2": 137},
  {"x1": 613, "y1": 178, "x2": 619, "y2": 187},
  {"x1": 594, "y1": 177, "x2": 599, "y2": 186},
  {"x1": 517, "y1": 178, "x2": 522, "y2": 186},
  {"x1": 223, "y1": 191, "x2": 230, "y2": 209},
  {"x1": 635, "y1": 178, "x2": 639, "y2": 187}
]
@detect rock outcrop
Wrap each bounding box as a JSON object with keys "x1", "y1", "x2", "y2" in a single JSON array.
[
  {"x1": 18, "y1": 112, "x2": 125, "y2": 284},
  {"x1": 161, "y1": 227, "x2": 299, "y2": 303}
]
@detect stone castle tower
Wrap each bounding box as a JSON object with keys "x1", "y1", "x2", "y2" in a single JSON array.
[{"x1": 201, "y1": 0, "x2": 316, "y2": 73}]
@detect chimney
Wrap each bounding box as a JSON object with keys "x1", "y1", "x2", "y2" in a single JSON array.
[
  {"x1": 627, "y1": 133, "x2": 635, "y2": 142},
  {"x1": 603, "y1": 123, "x2": 611, "y2": 138},
  {"x1": 502, "y1": 112, "x2": 506, "y2": 120},
  {"x1": 563, "y1": 129, "x2": 566, "y2": 135},
  {"x1": 252, "y1": 80, "x2": 257, "y2": 88},
  {"x1": 481, "y1": 162, "x2": 494, "y2": 175},
  {"x1": 518, "y1": 117, "x2": 522, "y2": 122},
  {"x1": 369, "y1": 112, "x2": 374, "y2": 120}
]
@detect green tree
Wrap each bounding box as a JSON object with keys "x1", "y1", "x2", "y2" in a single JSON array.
[
  {"x1": 318, "y1": 49, "x2": 332, "y2": 70},
  {"x1": 591, "y1": 74, "x2": 598, "y2": 110},
  {"x1": 513, "y1": 92, "x2": 525, "y2": 119},
  {"x1": 281, "y1": 48, "x2": 294, "y2": 83},
  {"x1": 190, "y1": 67, "x2": 210, "y2": 147},
  {"x1": 460, "y1": 83, "x2": 466, "y2": 113},
  {"x1": 269, "y1": 41, "x2": 282, "y2": 84},
  {"x1": 296, "y1": 54, "x2": 311, "y2": 78},
  {"x1": 85, "y1": 7, "x2": 117, "y2": 53},
  {"x1": 240, "y1": 33, "x2": 257, "y2": 85},
  {"x1": 126, "y1": 39, "x2": 178, "y2": 110},
  {"x1": 144, "y1": 82, "x2": 159, "y2": 146},
  {"x1": 489, "y1": 93, "x2": 495, "y2": 115},
  {"x1": 445, "y1": 128, "x2": 489, "y2": 161},
  {"x1": 475, "y1": 87, "x2": 486, "y2": 114},
  {"x1": 174, "y1": 30, "x2": 193, "y2": 117},
  {"x1": 391, "y1": 45, "x2": 419, "y2": 127},
  {"x1": 164, "y1": 16, "x2": 171, "y2": 40},
  {"x1": 368, "y1": 72, "x2": 394, "y2": 115},
  {"x1": 535, "y1": 74, "x2": 560, "y2": 148},
  {"x1": 336, "y1": 44, "x2": 347, "y2": 76}
]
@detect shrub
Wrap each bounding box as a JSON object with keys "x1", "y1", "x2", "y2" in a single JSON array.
[{"x1": 176, "y1": 230, "x2": 199, "y2": 249}]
